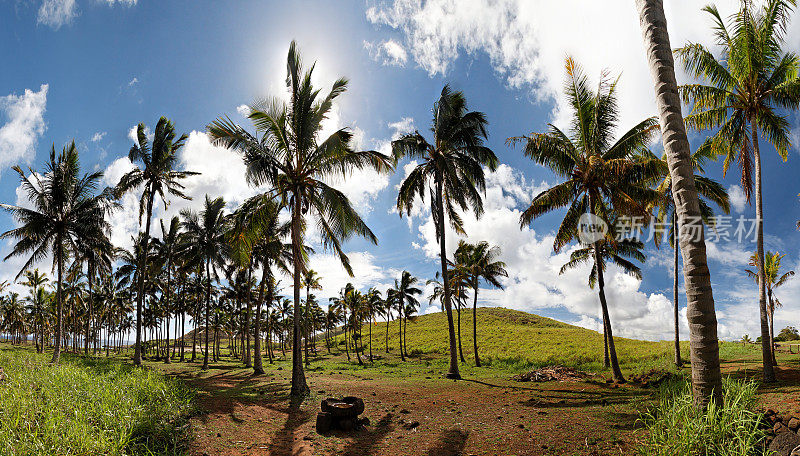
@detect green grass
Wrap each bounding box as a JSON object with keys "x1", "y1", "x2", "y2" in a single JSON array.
[
  {"x1": 638, "y1": 378, "x2": 768, "y2": 456},
  {"x1": 352, "y1": 307, "x2": 678, "y2": 375},
  {"x1": 0, "y1": 346, "x2": 195, "y2": 456}
]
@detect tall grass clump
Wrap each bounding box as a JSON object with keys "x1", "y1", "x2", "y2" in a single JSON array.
[
  {"x1": 638, "y1": 377, "x2": 768, "y2": 456},
  {"x1": 0, "y1": 347, "x2": 194, "y2": 455}
]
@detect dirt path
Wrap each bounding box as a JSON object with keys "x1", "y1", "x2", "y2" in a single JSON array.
[{"x1": 164, "y1": 364, "x2": 653, "y2": 456}]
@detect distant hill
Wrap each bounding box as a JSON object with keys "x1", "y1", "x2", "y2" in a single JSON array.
[{"x1": 354, "y1": 307, "x2": 671, "y2": 370}]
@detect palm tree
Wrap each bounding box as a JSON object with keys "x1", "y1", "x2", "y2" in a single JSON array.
[
  {"x1": 383, "y1": 289, "x2": 396, "y2": 353},
  {"x1": 509, "y1": 58, "x2": 659, "y2": 382},
  {"x1": 208, "y1": 42, "x2": 393, "y2": 397},
  {"x1": 153, "y1": 216, "x2": 182, "y2": 363},
  {"x1": 745, "y1": 251, "x2": 794, "y2": 365},
  {"x1": 637, "y1": 0, "x2": 725, "y2": 407},
  {"x1": 559, "y1": 224, "x2": 647, "y2": 382},
  {"x1": 393, "y1": 86, "x2": 497, "y2": 378},
  {"x1": 674, "y1": 0, "x2": 800, "y2": 384},
  {"x1": 180, "y1": 196, "x2": 228, "y2": 370},
  {"x1": 302, "y1": 270, "x2": 322, "y2": 367},
  {"x1": 75, "y1": 232, "x2": 113, "y2": 357},
  {"x1": 21, "y1": 269, "x2": 49, "y2": 352},
  {"x1": 452, "y1": 241, "x2": 507, "y2": 367},
  {"x1": 646, "y1": 147, "x2": 730, "y2": 367},
  {"x1": 365, "y1": 287, "x2": 383, "y2": 362},
  {"x1": 393, "y1": 271, "x2": 422, "y2": 361},
  {"x1": 115, "y1": 117, "x2": 196, "y2": 366},
  {"x1": 1, "y1": 142, "x2": 110, "y2": 363}
]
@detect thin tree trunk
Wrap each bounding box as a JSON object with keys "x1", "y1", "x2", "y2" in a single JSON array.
[
  {"x1": 203, "y1": 259, "x2": 211, "y2": 370},
  {"x1": 673, "y1": 218, "x2": 682, "y2": 366},
  {"x1": 751, "y1": 121, "x2": 776, "y2": 382},
  {"x1": 385, "y1": 311, "x2": 390, "y2": 353},
  {"x1": 637, "y1": 0, "x2": 723, "y2": 407},
  {"x1": 244, "y1": 263, "x2": 253, "y2": 368},
  {"x1": 290, "y1": 198, "x2": 309, "y2": 398},
  {"x1": 304, "y1": 284, "x2": 310, "y2": 368},
  {"x1": 472, "y1": 282, "x2": 481, "y2": 367},
  {"x1": 398, "y1": 303, "x2": 404, "y2": 361},
  {"x1": 254, "y1": 265, "x2": 268, "y2": 375},
  {"x1": 596, "y1": 256, "x2": 625, "y2": 383},
  {"x1": 457, "y1": 306, "x2": 465, "y2": 363},
  {"x1": 134, "y1": 195, "x2": 154, "y2": 366},
  {"x1": 85, "y1": 261, "x2": 93, "y2": 357},
  {"x1": 436, "y1": 178, "x2": 461, "y2": 379},
  {"x1": 51, "y1": 239, "x2": 64, "y2": 364},
  {"x1": 369, "y1": 313, "x2": 373, "y2": 362},
  {"x1": 768, "y1": 291, "x2": 777, "y2": 366}
]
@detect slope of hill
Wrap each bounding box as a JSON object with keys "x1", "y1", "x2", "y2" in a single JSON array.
[{"x1": 355, "y1": 307, "x2": 673, "y2": 372}]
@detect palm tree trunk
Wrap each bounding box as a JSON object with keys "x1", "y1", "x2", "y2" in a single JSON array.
[
  {"x1": 673, "y1": 218, "x2": 682, "y2": 366},
  {"x1": 751, "y1": 121, "x2": 776, "y2": 382},
  {"x1": 134, "y1": 195, "x2": 154, "y2": 366},
  {"x1": 165, "y1": 264, "x2": 172, "y2": 364},
  {"x1": 253, "y1": 265, "x2": 268, "y2": 375},
  {"x1": 603, "y1": 327, "x2": 610, "y2": 368},
  {"x1": 398, "y1": 303, "x2": 404, "y2": 361},
  {"x1": 637, "y1": 0, "x2": 723, "y2": 407},
  {"x1": 85, "y1": 261, "x2": 93, "y2": 357},
  {"x1": 203, "y1": 259, "x2": 211, "y2": 370},
  {"x1": 595, "y1": 248, "x2": 625, "y2": 383},
  {"x1": 290, "y1": 199, "x2": 309, "y2": 398},
  {"x1": 369, "y1": 313, "x2": 373, "y2": 362},
  {"x1": 436, "y1": 178, "x2": 461, "y2": 379},
  {"x1": 385, "y1": 312, "x2": 390, "y2": 353},
  {"x1": 457, "y1": 306, "x2": 465, "y2": 363},
  {"x1": 51, "y1": 239, "x2": 64, "y2": 364},
  {"x1": 304, "y1": 285, "x2": 310, "y2": 368},
  {"x1": 768, "y1": 291, "x2": 777, "y2": 366},
  {"x1": 472, "y1": 282, "x2": 481, "y2": 367}
]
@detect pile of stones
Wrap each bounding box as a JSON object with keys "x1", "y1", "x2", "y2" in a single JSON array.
[
  {"x1": 316, "y1": 397, "x2": 369, "y2": 433},
  {"x1": 764, "y1": 409, "x2": 800, "y2": 455}
]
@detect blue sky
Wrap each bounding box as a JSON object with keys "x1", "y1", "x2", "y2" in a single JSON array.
[{"x1": 2, "y1": 0, "x2": 799, "y2": 341}]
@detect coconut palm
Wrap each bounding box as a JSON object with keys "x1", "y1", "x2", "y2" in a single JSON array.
[
  {"x1": 393, "y1": 271, "x2": 422, "y2": 361},
  {"x1": 115, "y1": 117, "x2": 196, "y2": 366},
  {"x1": 364, "y1": 287, "x2": 383, "y2": 362},
  {"x1": 636, "y1": 0, "x2": 726, "y2": 407},
  {"x1": 674, "y1": 0, "x2": 800, "y2": 383},
  {"x1": 452, "y1": 240, "x2": 507, "y2": 367},
  {"x1": 208, "y1": 42, "x2": 392, "y2": 397},
  {"x1": 302, "y1": 270, "x2": 322, "y2": 367},
  {"x1": 152, "y1": 216, "x2": 182, "y2": 363},
  {"x1": 646, "y1": 147, "x2": 730, "y2": 366},
  {"x1": 1, "y1": 142, "x2": 111, "y2": 363},
  {"x1": 393, "y1": 86, "x2": 497, "y2": 378},
  {"x1": 745, "y1": 251, "x2": 795, "y2": 365},
  {"x1": 21, "y1": 269, "x2": 49, "y2": 352},
  {"x1": 180, "y1": 196, "x2": 228, "y2": 370},
  {"x1": 74, "y1": 232, "x2": 114, "y2": 357},
  {"x1": 509, "y1": 58, "x2": 659, "y2": 382}
]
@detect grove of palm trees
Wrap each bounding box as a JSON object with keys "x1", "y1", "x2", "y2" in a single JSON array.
[{"x1": 2, "y1": 1, "x2": 800, "y2": 455}]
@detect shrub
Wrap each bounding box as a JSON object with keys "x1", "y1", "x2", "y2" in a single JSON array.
[{"x1": 638, "y1": 378, "x2": 768, "y2": 456}]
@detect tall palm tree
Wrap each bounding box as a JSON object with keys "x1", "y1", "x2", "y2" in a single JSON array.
[
  {"x1": 365, "y1": 287, "x2": 383, "y2": 362},
  {"x1": 637, "y1": 0, "x2": 725, "y2": 407},
  {"x1": 510, "y1": 58, "x2": 659, "y2": 382},
  {"x1": 115, "y1": 117, "x2": 196, "y2": 366},
  {"x1": 646, "y1": 147, "x2": 730, "y2": 367},
  {"x1": 674, "y1": 0, "x2": 800, "y2": 383},
  {"x1": 302, "y1": 270, "x2": 322, "y2": 367},
  {"x1": 393, "y1": 271, "x2": 422, "y2": 361},
  {"x1": 208, "y1": 42, "x2": 393, "y2": 397},
  {"x1": 21, "y1": 269, "x2": 49, "y2": 352},
  {"x1": 393, "y1": 86, "x2": 498, "y2": 379},
  {"x1": 1, "y1": 142, "x2": 110, "y2": 363},
  {"x1": 452, "y1": 240, "x2": 507, "y2": 367},
  {"x1": 745, "y1": 251, "x2": 794, "y2": 365},
  {"x1": 383, "y1": 289, "x2": 396, "y2": 353},
  {"x1": 153, "y1": 216, "x2": 182, "y2": 363},
  {"x1": 180, "y1": 196, "x2": 228, "y2": 370},
  {"x1": 75, "y1": 232, "x2": 114, "y2": 357}
]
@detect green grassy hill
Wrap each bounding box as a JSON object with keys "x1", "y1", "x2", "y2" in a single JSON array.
[{"x1": 353, "y1": 307, "x2": 674, "y2": 373}]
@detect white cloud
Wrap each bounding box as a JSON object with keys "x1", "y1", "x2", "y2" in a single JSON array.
[
  {"x1": 37, "y1": 0, "x2": 77, "y2": 29},
  {"x1": 728, "y1": 185, "x2": 747, "y2": 214},
  {"x1": 236, "y1": 104, "x2": 250, "y2": 117},
  {"x1": 104, "y1": 0, "x2": 137, "y2": 6},
  {"x1": 91, "y1": 131, "x2": 106, "y2": 142},
  {"x1": 127, "y1": 124, "x2": 152, "y2": 144},
  {"x1": 128, "y1": 77, "x2": 138, "y2": 87},
  {"x1": 364, "y1": 39, "x2": 408, "y2": 66},
  {"x1": 365, "y1": 0, "x2": 773, "y2": 130},
  {"x1": 0, "y1": 85, "x2": 48, "y2": 176}
]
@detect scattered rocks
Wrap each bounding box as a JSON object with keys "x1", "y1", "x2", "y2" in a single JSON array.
[
  {"x1": 512, "y1": 365, "x2": 596, "y2": 383},
  {"x1": 769, "y1": 429, "x2": 800, "y2": 455},
  {"x1": 628, "y1": 369, "x2": 679, "y2": 388},
  {"x1": 789, "y1": 418, "x2": 800, "y2": 432}
]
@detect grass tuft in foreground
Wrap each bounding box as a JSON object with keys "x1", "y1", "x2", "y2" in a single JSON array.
[
  {"x1": 638, "y1": 377, "x2": 768, "y2": 456},
  {"x1": 0, "y1": 346, "x2": 194, "y2": 456}
]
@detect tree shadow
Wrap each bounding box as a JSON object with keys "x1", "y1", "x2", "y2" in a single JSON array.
[
  {"x1": 424, "y1": 428, "x2": 469, "y2": 456},
  {"x1": 268, "y1": 402, "x2": 312, "y2": 456},
  {"x1": 335, "y1": 413, "x2": 395, "y2": 456}
]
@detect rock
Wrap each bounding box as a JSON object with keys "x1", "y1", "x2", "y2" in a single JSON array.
[
  {"x1": 788, "y1": 417, "x2": 800, "y2": 432},
  {"x1": 776, "y1": 423, "x2": 787, "y2": 433},
  {"x1": 769, "y1": 429, "x2": 800, "y2": 455}
]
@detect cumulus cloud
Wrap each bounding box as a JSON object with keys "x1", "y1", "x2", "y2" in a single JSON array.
[
  {"x1": 236, "y1": 104, "x2": 250, "y2": 117},
  {"x1": 0, "y1": 85, "x2": 48, "y2": 177},
  {"x1": 364, "y1": 39, "x2": 408, "y2": 66},
  {"x1": 91, "y1": 131, "x2": 106, "y2": 142},
  {"x1": 364, "y1": 0, "x2": 783, "y2": 129},
  {"x1": 728, "y1": 185, "x2": 747, "y2": 214}
]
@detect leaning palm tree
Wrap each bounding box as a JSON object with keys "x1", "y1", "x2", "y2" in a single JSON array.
[
  {"x1": 452, "y1": 240, "x2": 507, "y2": 367},
  {"x1": 393, "y1": 86, "x2": 498, "y2": 379},
  {"x1": 180, "y1": 196, "x2": 228, "y2": 371},
  {"x1": 637, "y1": 0, "x2": 725, "y2": 407},
  {"x1": 674, "y1": 0, "x2": 800, "y2": 383},
  {"x1": 208, "y1": 41, "x2": 393, "y2": 397},
  {"x1": 745, "y1": 251, "x2": 794, "y2": 365},
  {"x1": 1, "y1": 142, "x2": 111, "y2": 363},
  {"x1": 509, "y1": 58, "x2": 659, "y2": 382},
  {"x1": 646, "y1": 147, "x2": 730, "y2": 366},
  {"x1": 115, "y1": 117, "x2": 197, "y2": 366}
]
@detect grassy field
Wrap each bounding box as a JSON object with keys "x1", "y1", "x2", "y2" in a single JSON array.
[{"x1": 0, "y1": 346, "x2": 194, "y2": 456}]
